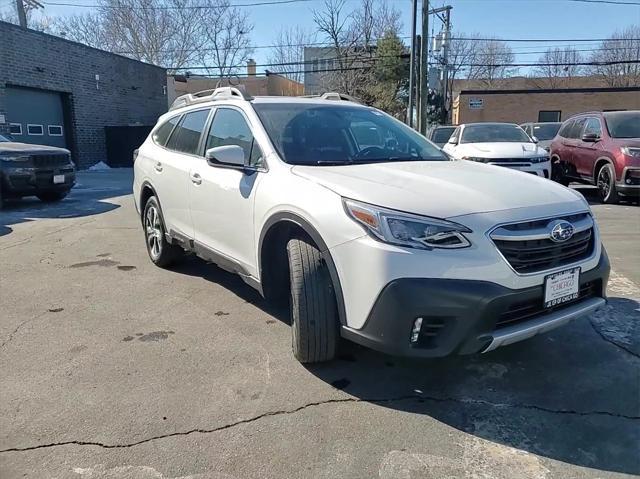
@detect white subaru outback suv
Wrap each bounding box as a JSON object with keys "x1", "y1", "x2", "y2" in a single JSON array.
[{"x1": 133, "y1": 87, "x2": 609, "y2": 363}]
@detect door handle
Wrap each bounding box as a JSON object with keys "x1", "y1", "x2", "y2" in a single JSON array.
[
  {"x1": 154, "y1": 162, "x2": 163, "y2": 172},
  {"x1": 190, "y1": 172, "x2": 202, "y2": 185}
]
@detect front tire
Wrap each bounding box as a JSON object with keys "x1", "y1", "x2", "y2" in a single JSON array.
[
  {"x1": 143, "y1": 196, "x2": 183, "y2": 268},
  {"x1": 596, "y1": 163, "x2": 619, "y2": 204},
  {"x1": 37, "y1": 190, "x2": 69, "y2": 202},
  {"x1": 287, "y1": 237, "x2": 338, "y2": 363},
  {"x1": 551, "y1": 159, "x2": 570, "y2": 186}
]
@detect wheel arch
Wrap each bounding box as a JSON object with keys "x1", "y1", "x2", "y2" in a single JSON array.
[
  {"x1": 593, "y1": 156, "x2": 615, "y2": 183},
  {"x1": 258, "y1": 211, "x2": 347, "y2": 326},
  {"x1": 139, "y1": 181, "x2": 158, "y2": 218}
]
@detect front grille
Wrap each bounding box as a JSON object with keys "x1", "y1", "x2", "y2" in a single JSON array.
[
  {"x1": 491, "y1": 213, "x2": 595, "y2": 274},
  {"x1": 32, "y1": 154, "x2": 70, "y2": 168},
  {"x1": 496, "y1": 281, "x2": 598, "y2": 329}
]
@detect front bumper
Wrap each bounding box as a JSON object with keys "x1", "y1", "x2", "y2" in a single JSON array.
[
  {"x1": 340, "y1": 250, "x2": 609, "y2": 358},
  {"x1": 487, "y1": 160, "x2": 550, "y2": 179},
  {"x1": 616, "y1": 167, "x2": 640, "y2": 197},
  {"x1": 1, "y1": 166, "x2": 76, "y2": 197}
]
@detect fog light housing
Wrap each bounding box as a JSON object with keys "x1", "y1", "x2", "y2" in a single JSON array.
[{"x1": 410, "y1": 317, "x2": 423, "y2": 343}]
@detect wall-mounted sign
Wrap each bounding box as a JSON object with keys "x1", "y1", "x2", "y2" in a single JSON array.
[
  {"x1": 0, "y1": 114, "x2": 5, "y2": 124},
  {"x1": 468, "y1": 98, "x2": 483, "y2": 110}
]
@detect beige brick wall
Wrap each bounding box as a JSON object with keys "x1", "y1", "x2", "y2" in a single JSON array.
[{"x1": 454, "y1": 90, "x2": 640, "y2": 124}]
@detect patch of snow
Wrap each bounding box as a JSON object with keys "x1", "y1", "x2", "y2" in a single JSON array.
[{"x1": 88, "y1": 161, "x2": 111, "y2": 171}]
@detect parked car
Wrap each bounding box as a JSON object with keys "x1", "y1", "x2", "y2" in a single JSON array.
[
  {"x1": 443, "y1": 122, "x2": 552, "y2": 178},
  {"x1": 520, "y1": 122, "x2": 562, "y2": 152},
  {"x1": 427, "y1": 125, "x2": 456, "y2": 148},
  {"x1": 549, "y1": 111, "x2": 640, "y2": 203},
  {"x1": 134, "y1": 88, "x2": 609, "y2": 363},
  {"x1": 0, "y1": 133, "x2": 75, "y2": 209}
]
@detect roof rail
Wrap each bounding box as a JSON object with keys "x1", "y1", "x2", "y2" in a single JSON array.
[
  {"x1": 169, "y1": 86, "x2": 253, "y2": 111},
  {"x1": 301, "y1": 92, "x2": 360, "y2": 103}
]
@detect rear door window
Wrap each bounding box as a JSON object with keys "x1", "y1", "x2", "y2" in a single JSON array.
[
  {"x1": 558, "y1": 120, "x2": 573, "y2": 138},
  {"x1": 166, "y1": 109, "x2": 211, "y2": 155},
  {"x1": 568, "y1": 118, "x2": 587, "y2": 139}
]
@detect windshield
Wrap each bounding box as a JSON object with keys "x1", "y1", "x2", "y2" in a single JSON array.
[
  {"x1": 0, "y1": 133, "x2": 13, "y2": 142},
  {"x1": 532, "y1": 123, "x2": 561, "y2": 141},
  {"x1": 604, "y1": 111, "x2": 640, "y2": 139},
  {"x1": 253, "y1": 103, "x2": 447, "y2": 165},
  {"x1": 461, "y1": 124, "x2": 532, "y2": 144},
  {"x1": 431, "y1": 127, "x2": 455, "y2": 143}
]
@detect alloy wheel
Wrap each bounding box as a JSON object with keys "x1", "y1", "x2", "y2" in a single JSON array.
[{"x1": 145, "y1": 205, "x2": 163, "y2": 260}]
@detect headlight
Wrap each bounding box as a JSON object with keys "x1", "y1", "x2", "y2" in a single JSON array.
[
  {"x1": 621, "y1": 147, "x2": 640, "y2": 158},
  {"x1": 0, "y1": 155, "x2": 30, "y2": 163},
  {"x1": 530, "y1": 156, "x2": 549, "y2": 163},
  {"x1": 343, "y1": 199, "x2": 472, "y2": 250},
  {"x1": 461, "y1": 156, "x2": 491, "y2": 163}
]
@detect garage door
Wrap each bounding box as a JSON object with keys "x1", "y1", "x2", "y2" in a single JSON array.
[{"x1": 5, "y1": 86, "x2": 67, "y2": 149}]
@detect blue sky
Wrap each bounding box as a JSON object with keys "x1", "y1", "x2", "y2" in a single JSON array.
[{"x1": 4, "y1": 0, "x2": 640, "y2": 71}]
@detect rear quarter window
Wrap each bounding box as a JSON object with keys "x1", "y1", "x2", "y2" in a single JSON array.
[{"x1": 153, "y1": 116, "x2": 180, "y2": 146}]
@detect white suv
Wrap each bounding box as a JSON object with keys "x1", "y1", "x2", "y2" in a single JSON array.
[
  {"x1": 443, "y1": 122, "x2": 552, "y2": 178},
  {"x1": 133, "y1": 88, "x2": 609, "y2": 363}
]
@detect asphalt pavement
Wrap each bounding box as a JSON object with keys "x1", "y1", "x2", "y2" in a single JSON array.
[{"x1": 0, "y1": 169, "x2": 638, "y2": 479}]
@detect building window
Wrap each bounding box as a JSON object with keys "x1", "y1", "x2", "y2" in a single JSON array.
[
  {"x1": 27, "y1": 124, "x2": 44, "y2": 135},
  {"x1": 538, "y1": 111, "x2": 561, "y2": 122},
  {"x1": 48, "y1": 125, "x2": 63, "y2": 136},
  {"x1": 9, "y1": 123, "x2": 22, "y2": 135}
]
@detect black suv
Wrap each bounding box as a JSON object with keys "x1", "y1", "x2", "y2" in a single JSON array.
[{"x1": 0, "y1": 133, "x2": 76, "y2": 208}]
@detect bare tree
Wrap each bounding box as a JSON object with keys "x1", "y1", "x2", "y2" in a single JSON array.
[
  {"x1": 311, "y1": 0, "x2": 402, "y2": 96},
  {"x1": 466, "y1": 37, "x2": 516, "y2": 86},
  {"x1": 266, "y1": 26, "x2": 316, "y2": 83},
  {"x1": 53, "y1": 0, "x2": 252, "y2": 74},
  {"x1": 533, "y1": 47, "x2": 583, "y2": 88},
  {"x1": 312, "y1": 0, "x2": 365, "y2": 95},
  {"x1": 445, "y1": 33, "x2": 479, "y2": 110},
  {"x1": 0, "y1": 2, "x2": 57, "y2": 32},
  {"x1": 588, "y1": 24, "x2": 640, "y2": 87}
]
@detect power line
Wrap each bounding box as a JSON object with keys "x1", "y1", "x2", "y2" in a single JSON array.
[
  {"x1": 43, "y1": 0, "x2": 314, "y2": 7},
  {"x1": 171, "y1": 58, "x2": 640, "y2": 73},
  {"x1": 567, "y1": 0, "x2": 640, "y2": 5},
  {"x1": 451, "y1": 36, "x2": 640, "y2": 42}
]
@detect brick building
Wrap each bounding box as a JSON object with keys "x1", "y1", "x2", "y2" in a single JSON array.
[
  {"x1": 167, "y1": 60, "x2": 304, "y2": 106},
  {"x1": 0, "y1": 21, "x2": 167, "y2": 168},
  {"x1": 450, "y1": 76, "x2": 640, "y2": 125}
]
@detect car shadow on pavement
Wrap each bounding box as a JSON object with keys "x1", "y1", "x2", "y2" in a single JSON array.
[
  {"x1": 0, "y1": 173, "x2": 131, "y2": 238},
  {"x1": 572, "y1": 184, "x2": 639, "y2": 206},
  {"x1": 306, "y1": 296, "x2": 640, "y2": 476},
  {"x1": 166, "y1": 256, "x2": 640, "y2": 475}
]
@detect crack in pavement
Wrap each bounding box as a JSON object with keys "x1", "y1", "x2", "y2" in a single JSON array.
[
  {"x1": 1, "y1": 394, "x2": 638, "y2": 454},
  {"x1": 0, "y1": 311, "x2": 48, "y2": 349},
  {"x1": 589, "y1": 319, "x2": 640, "y2": 360}
]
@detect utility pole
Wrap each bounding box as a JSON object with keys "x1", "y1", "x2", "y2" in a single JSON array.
[
  {"x1": 415, "y1": 34, "x2": 421, "y2": 128},
  {"x1": 407, "y1": 0, "x2": 418, "y2": 128},
  {"x1": 15, "y1": 0, "x2": 27, "y2": 28},
  {"x1": 442, "y1": 7, "x2": 451, "y2": 124},
  {"x1": 418, "y1": 0, "x2": 429, "y2": 135}
]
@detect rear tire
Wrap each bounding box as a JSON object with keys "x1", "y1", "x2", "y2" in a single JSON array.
[
  {"x1": 37, "y1": 190, "x2": 69, "y2": 202},
  {"x1": 287, "y1": 237, "x2": 338, "y2": 363},
  {"x1": 142, "y1": 196, "x2": 183, "y2": 268},
  {"x1": 596, "y1": 163, "x2": 619, "y2": 204}
]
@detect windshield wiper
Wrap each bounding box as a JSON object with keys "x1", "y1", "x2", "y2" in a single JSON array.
[
  {"x1": 313, "y1": 159, "x2": 354, "y2": 166},
  {"x1": 352, "y1": 156, "x2": 444, "y2": 163}
]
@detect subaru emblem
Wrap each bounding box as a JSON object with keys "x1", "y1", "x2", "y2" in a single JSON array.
[{"x1": 549, "y1": 220, "x2": 575, "y2": 243}]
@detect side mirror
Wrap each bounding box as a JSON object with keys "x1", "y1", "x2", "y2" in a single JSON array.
[
  {"x1": 531, "y1": 136, "x2": 539, "y2": 144},
  {"x1": 205, "y1": 145, "x2": 246, "y2": 168},
  {"x1": 582, "y1": 132, "x2": 600, "y2": 143}
]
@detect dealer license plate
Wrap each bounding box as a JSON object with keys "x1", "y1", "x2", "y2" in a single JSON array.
[
  {"x1": 544, "y1": 267, "x2": 580, "y2": 308},
  {"x1": 53, "y1": 175, "x2": 65, "y2": 184}
]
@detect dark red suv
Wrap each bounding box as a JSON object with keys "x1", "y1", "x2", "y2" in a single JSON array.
[{"x1": 549, "y1": 110, "x2": 640, "y2": 203}]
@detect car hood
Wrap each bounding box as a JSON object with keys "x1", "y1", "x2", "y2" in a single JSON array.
[
  {"x1": 292, "y1": 160, "x2": 582, "y2": 218},
  {"x1": 0, "y1": 142, "x2": 70, "y2": 155},
  {"x1": 454, "y1": 142, "x2": 546, "y2": 158}
]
